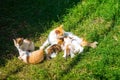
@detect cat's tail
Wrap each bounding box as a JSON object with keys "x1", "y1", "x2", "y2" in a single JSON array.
[
  {"x1": 89, "y1": 41, "x2": 98, "y2": 48},
  {"x1": 81, "y1": 40, "x2": 98, "y2": 48}
]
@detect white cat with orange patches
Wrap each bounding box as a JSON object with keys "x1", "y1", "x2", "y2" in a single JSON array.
[
  {"x1": 63, "y1": 36, "x2": 84, "y2": 58},
  {"x1": 62, "y1": 32, "x2": 98, "y2": 59},
  {"x1": 13, "y1": 39, "x2": 44, "y2": 64},
  {"x1": 40, "y1": 25, "x2": 65, "y2": 50},
  {"x1": 40, "y1": 25, "x2": 65, "y2": 58}
]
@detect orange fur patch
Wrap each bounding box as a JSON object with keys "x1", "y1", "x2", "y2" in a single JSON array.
[
  {"x1": 54, "y1": 25, "x2": 64, "y2": 36},
  {"x1": 47, "y1": 44, "x2": 62, "y2": 58},
  {"x1": 80, "y1": 39, "x2": 89, "y2": 47},
  {"x1": 57, "y1": 38, "x2": 64, "y2": 45},
  {"x1": 27, "y1": 49, "x2": 44, "y2": 64},
  {"x1": 66, "y1": 45, "x2": 70, "y2": 56},
  {"x1": 16, "y1": 38, "x2": 24, "y2": 46}
]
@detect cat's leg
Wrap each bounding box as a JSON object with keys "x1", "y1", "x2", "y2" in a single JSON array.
[
  {"x1": 63, "y1": 45, "x2": 71, "y2": 59},
  {"x1": 79, "y1": 46, "x2": 84, "y2": 53},
  {"x1": 45, "y1": 45, "x2": 52, "y2": 60},
  {"x1": 70, "y1": 51, "x2": 75, "y2": 58},
  {"x1": 18, "y1": 56, "x2": 22, "y2": 60},
  {"x1": 63, "y1": 49, "x2": 67, "y2": 58},
  {"x1": 69, "y1": 46, "x2": 75, "y2": 58},
  {"x1": 40, "y1": 39, "x2": 49, "y2": 49},
  {"x1": 22, "y1": 55, "x2": 28, "y2": 63}
]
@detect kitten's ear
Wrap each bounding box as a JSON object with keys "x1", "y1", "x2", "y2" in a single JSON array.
[
  {"x1": 59, "y1": 24, "x2": 63, "y2": 28},
  {"x1": 13, "y1": 39, "x2": 16, "y2": 46}
]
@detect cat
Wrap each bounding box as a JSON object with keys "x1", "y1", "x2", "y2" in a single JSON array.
[
  {"x1": 63, "y1": 32, "x2": 98, "y2": 48},
  {"x1": 63, "y1": 36, "x2": 84, "y2": 59},
  {"x1": 45, "y1": 44, "x2": 62, "y2": 60},
  {"x1": 40, "y1": 24, "x2": 65, "y2": 50},
  {"x1": 14, "y1": 37, "x2": 35, "y2": 52},
  {"x1": 39, "y1": 25, "x2": 65, "y2": 59},
  {"x1": 13, "y1": 39, "x2": 44, "y2": 64},
  {"x1": 62, "y1": 32, "x2": 98, "y2": 59}
]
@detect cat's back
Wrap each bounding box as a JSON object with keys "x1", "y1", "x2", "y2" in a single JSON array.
[
  {"x1": 22, "y1": 39, "x2": 35, "y2": 51},
  {"x1": 27, "y1": 49, "x2": 44, "y2": 64}
]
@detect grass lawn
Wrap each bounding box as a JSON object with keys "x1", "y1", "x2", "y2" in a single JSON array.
[{"x1": 0, "y1": 0, "x2": 120, "y2": 80}]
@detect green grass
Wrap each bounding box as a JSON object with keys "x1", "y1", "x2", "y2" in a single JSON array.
[{"x1": 0, "y1": 0, "x2": 120, "y2": 80}]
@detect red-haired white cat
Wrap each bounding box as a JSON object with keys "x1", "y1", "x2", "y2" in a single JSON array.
[
  {"x1": 62, "y1": 32, "x2": 98, "y2": 59},
  {"x1": 39, "y1": 25, "x2": 65, "y2": 59},
  {"x1": 40, "y1": 25, "x2": 65, "y2": 50},
  {"x1": 13, "y1": 39, "x2": 44, "y2": 64}
]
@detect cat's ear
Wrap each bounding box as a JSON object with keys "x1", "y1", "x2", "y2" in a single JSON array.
[
  {"x1": 13, "y1": 39, "x2": 16, "y2": 46},
  {"x1": 59, "y1": 24, "x2": 63, "y2": 28}
]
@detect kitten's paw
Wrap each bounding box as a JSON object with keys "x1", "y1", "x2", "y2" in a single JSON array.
[
  {"x1": 79, "y1": 47, "x2": 84, "y2": 53},
  {"x1": 50, "y1": 53, "x2": 56, "y2": 58},
  {"x1": 40, "y1": 46, "x2": 44, "y2": 50},
  {"x1": 18, "y1": 56, "x2": 22, "y2": 60},
  {"x1": 63, "y1": 54, "x2": 66, "y2": 58},
  {"x1": 71, "y1": 53, "x2": 75, "y2": 58}
]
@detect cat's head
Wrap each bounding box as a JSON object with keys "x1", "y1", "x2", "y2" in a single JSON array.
[
  {"x1": 13, "y1": 38, "x2": 24, "y2": 48},
  {"x1": 54, "y1": 24, "x2": 65, "y2": 37}
]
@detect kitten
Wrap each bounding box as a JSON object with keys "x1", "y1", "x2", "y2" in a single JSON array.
[
  {"x1": 62, "y1": 32, "x2": 98, "y2": 59},
  {"x1": 14, "y1": 37, "x2": 35, "y2": 52},
  {"x1": 63, "y1": 32, "x2": 98, "y2": 48},
  {"x1": 45, "y1": 44, "x2": 62, "y2": 60},
  {"x1": 40, "y1": 25, "x2": 65, "y2": 50},
  {"x1": 63, "y1": 36, "x2": 84, "y2": 59},
  {"x1": 13, "y1": 39, "x2": 44, "y2": 64}
]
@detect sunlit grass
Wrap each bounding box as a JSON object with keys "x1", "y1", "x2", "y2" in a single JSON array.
[{"x1": 0, "y1": 0, "x2": 119, "y2": 79}]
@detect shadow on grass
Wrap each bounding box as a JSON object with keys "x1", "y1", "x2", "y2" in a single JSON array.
[
  {"x1": 1, "y1": 63, "x2": 26, "y2": 80},
  {"x1": 0, "y1": 0, "x2": 81, "y2": 66}
]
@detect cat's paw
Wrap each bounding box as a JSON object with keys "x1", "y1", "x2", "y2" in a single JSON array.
[
  {"x1": 50, "y1": 53, "x2": 57, "y2": 58},
  {"x1": 39, "y1": 46, "x2": 44, "y2": 50},
  {"x1": 70, "y1": 53, "x2": 75, "y2": 58},
  {"x1": 18, "y1": 56, "x2": 22, "y2": 60}
]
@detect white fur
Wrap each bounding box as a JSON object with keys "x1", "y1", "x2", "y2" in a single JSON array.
[
  {"x1": 40, "y1": 30, "x2": 61, "y2": 50},
  {"x1": 50, "y1": 52, "x2": 57, "y2": 58},
  {"x1": 64, "y1": 32, "x2": 83, "y2": 44},
  {"x1": 15, "y1": 44, "x2": 31, "y2": 63},
  {"x1": 45, "y1": 44, "x2": 59, "y2": 58},
  {"x1": 40, "y1": 28, "x2": 65, "y2": 58},
  {"x1": 63, "y1": 33, "x2": 84, "y2": 58}
]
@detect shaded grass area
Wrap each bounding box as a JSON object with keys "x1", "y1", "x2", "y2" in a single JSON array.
[
  {"x1": 0, "y1": 0, "x2": 120, "y2": 80},
  {"x1": 0, "y1": 0, "x2": 81, "y2": 66}
]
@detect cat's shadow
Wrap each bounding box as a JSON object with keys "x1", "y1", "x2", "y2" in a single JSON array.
[{"x1": 35, "y1": 47, "x2": 39, "y2": 50}]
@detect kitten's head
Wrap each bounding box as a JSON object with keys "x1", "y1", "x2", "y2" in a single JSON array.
[
  {"x1": 13, "y1": 38, "x2": 24, "y2": 48},
  {"x1": 54, "y1": 24, "x2": 65, "y2": 37}
]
